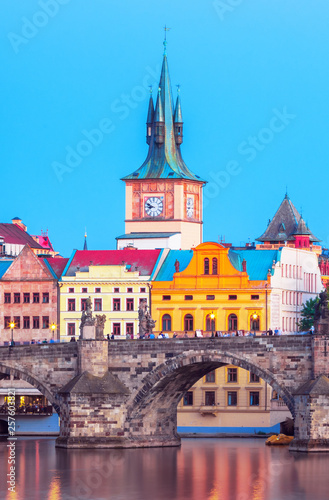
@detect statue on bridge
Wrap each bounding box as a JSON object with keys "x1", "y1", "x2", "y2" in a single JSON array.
[
  {"x1": 95, "y1": 314, "x2": 107, "y2": 340},
  {"x1": 80, "y1": 296, "x2": 99, "y2": 339},
  {"x1": 314, "y1": 290, "x2": 329, "y2": 334},
  {"x1": 138, "y1": 299, "x2": 156, "y2": 337}
]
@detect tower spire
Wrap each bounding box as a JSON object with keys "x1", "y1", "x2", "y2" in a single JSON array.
[
  {"x1": 83, "y1": 229, "x2": 88, "y2": 251},
  {"x1": 146, "y1": 86, "x2": 154, "y2": 145},
  {"x1": 163, "y1": 25, "x2": 170, "y2": 55}
]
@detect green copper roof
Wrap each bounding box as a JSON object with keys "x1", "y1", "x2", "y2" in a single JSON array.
[
  {"x1": 229, "y1": 249, "x2": 281, "y2": 281},
  {"x1": 122, "y1": 51, "x2": 205, "y2": 182}
]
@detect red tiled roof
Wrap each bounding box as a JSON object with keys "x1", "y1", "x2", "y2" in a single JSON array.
[
  {"x1": 66, "y1": 250, "x2": 161, "y2": 277},
  {"x1": 32, "y1": 234, "x2": 54, "y2": 251},
  {"x1": 0, "y1": 223, "x2": 43, "y2": 249},
  {"x1": 44, "y1": 257, "x2": 69, "y2": 278}
]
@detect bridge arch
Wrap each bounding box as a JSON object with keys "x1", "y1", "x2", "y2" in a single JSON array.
[
  {"x1": 0, "y1": 363, "x2": 60, "y2": 414},
  {"x1": 127, "y1": 350, "x2": 295, "y2": 437}
]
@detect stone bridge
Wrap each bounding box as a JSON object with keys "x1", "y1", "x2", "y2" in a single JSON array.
[{"x1": 0, "y1": 335, "x2": 328, "y2": 452}]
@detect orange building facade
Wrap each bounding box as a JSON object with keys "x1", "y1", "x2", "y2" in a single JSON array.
[{"x1": 151, "y1": 242, "x2": 270, "y2": 335}]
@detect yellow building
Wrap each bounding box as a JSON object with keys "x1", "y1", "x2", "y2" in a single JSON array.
[
  {"x1": 177, "y1": 365, "x2": 288, "y2": 434},
  {"x1": 151, "y1": 242, "x2": 272, "y2": 335},
  {"x1": 59, "y1": 249, "x2": 161, "y2": 340}
]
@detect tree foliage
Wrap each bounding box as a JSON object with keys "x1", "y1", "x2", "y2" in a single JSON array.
[{"x1": 298, "y1": 297, "x2": 319, "y2": 332}]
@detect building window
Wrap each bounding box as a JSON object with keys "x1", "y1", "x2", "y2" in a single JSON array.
[
  {"x1": 14, "y1": 316, "x2": 20, "y2": 329},
  {"x1": 250, "y1": 391, "x2": 260, "y2": 406},
  {"x1": 113, "y1": 323, "x2": 121, "y2": 335},
  {"x1": 23, "y1": 316, "x2": 30, "y2": 329},
  {"x1": 68, "y1": 288, "x2": 74, "y2": 293},
  {"x1": 68, "y1": 323, "x2": 75, "y2": 336},
  {"x1": 94, "y1": 298, "x2": 102, "y2": 311},
  {"x1": 251, "y1": 295, "x2": 259, "y2": 300},
  {"x1": 23, "y1": 293, "x2": 30, "y2": 303},
  {"x1": 227, "y1": 367, "x2": 238, "y2": 383},
  {"x1": 114, "y1": 287, "x2": 120, "y2": 293},
  {"x1": 68, "y1": 299, "x2": 76, "y2": 311},
  {"x1": 183, "y1": 391, "x2": 193, "y2": 406},
  {"x1": 42, "y1": 293, "x2": 49, "y2": 303},
  {"x1": 184, "y1": 314, "x2": 194, "y2": 331},
  {"x1": 206, "y1": 295, "x2": 215, "y2": 300},
  {"x1": 162, "y1": 295, "x2": 171, "y2": 300},
  {"x1": 127, "y1": 288, "x2": 133, "y2": 293},
  {"x1": 140, "y1": 288, "x2": 146, "y2": 293},
  {"x1": 33, "y1": 317, "x2": 40, "y2": 329},
  {"x1": 162, "y1": 314, "x2": 172, "y2": 331},
  {"x1": 81, "y1": 298, "x2": 87, "y2": 311},
  {"x1": 126, "y1": 323, "x2": 134, "y2": 336},
  {"x1": 212, "y1": 257, "x2": 218, "y2": 275},
  {"x1": 228, "y1": 314, "x2": 238, "y2": 331},
  {"x1": 250, "y1": 372, "x2": 260, "y2": 383},
  {"x1": 228, "y1": 295, "x2": 237, "y2": 300},
  {"x1": 205, "y1": 391, "x2": 216, "y2": 406},
  {"x1": 227, "y1": 391, "x2": 237, "y2": 406},
  {"x1": 14, "y1": 293, "x2": 20, "y2": 304},
  {"x1": 42, "y1": 316, "x2": 49, "y2": 329},
  {"x1": 4, "y1": 293, "x2": 11, "y2": 303},
  {"x1": 95, "y1": 287, "x2": 101, "y2": 293},
  {"x1": 204, "y1": 258, "x2": 209, "y2": 275},
  {"x1": 113, "y1": 298, "x2": 121, "y2": 311},
  {"x1": 4, "y1": 317, "x2": 11, "y2": 329},
  {"x1": 82, "y1": 288, "x2": 88, "y2": 293},
  {"x1": 126, "y1": 298, "x2": 134, "y2": 311},
  {"x1": 33, "y1": 293, "x2": 40, "y2": 304},
  {"x1": 282, "y1": 291, "x2": 285, "y2": 304},
  {"x1": 205, "y1": 371, "x2": 216, "y2": 383},
  {"x1": 184, "y1": 295, "x2": 193, "y2": 300}
]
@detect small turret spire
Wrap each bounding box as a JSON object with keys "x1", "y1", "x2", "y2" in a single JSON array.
[
  {"x1": 83, "y1": 229, "x2": 88, "y2": 251},
  {"x1": 146, "y1": 87, "x2": 154, "y2": 145},
  {"x1": 174, "y1": 85, "x2": 183, "y2": 145}
]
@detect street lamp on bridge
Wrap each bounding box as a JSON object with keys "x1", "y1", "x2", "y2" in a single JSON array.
[
  {"x1": 9, "y1": 321, "x2": 15, "y2": 346},
  {"x1": 210, "y1": 311, "x2": 215, "y2": 337}
]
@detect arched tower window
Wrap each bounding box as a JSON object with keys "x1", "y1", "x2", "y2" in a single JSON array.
[
  {"x1": 228, "y1": 314, "x2": 238, "y2": 331},
  {"x1": 162, "y1": 314, "x2": 172, "y2": 332},
  {"x1": 212, "y1": 258, "x2": 218, "y2": 275},
  {"x1": 204, "y1": 258, "x2": 209, "y2": 275},
  {"x1": 184, "y1": 314, "x2": 194, "y2": 331}
]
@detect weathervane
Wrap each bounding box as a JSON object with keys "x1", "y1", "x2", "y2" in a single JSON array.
[{"x1": 163, "y1": 25, "x2": 171, "y2": 54}]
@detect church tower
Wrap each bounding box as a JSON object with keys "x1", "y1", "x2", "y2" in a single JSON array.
[{"x1": 118, "y1": 40, "x2": 205, "y2": 250}]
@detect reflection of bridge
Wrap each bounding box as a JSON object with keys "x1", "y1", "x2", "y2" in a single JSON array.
[{"x1": 0, "y1": 336, "x2": 328, "y2": 452}]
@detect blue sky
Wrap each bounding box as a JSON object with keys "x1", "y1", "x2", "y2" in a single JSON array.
[{"x1": 1, "y1": 0, "x2": 329, "y2": 256}]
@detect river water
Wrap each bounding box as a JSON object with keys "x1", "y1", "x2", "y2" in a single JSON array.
[{"x1": 0, "y1": 437, "x2": 328, "y2": 500}]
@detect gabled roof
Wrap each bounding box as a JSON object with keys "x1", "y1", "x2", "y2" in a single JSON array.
[
  {"x1": 63, "y1": 249, "x2": 162, "y2": 277},
  {"x1": 1, "y1": 245, "x2": 55, "y2": 281},
  {"x1": 294, "y1": 375, "x2": 329, "y2": 395},
  {"x1": 121, "y1": 48, "x2": 205, "y2": 183},
  {"x1": 154, "y1": 249, "x2": 194, "y2": 281},
  {"x1": 43, "y1": 257, "x2": 69, "y2": 279},
  {"x1": 58, "y1": 371, "x2": 130, "y2": 395},
  {"x1": 230, "y1": 249, "x2": 280, "y2": 280},
  {"x1": 256, "y1": 195, "x2": 320, "y2": 243},
  {"x1": 0, "y1": 223, "x2": 43, "y2": 249}
]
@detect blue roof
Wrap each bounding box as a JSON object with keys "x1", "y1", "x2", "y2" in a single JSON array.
[
  {"x1": 116, "y1": 232, "x2": 179, "y2": 240},
  {"x1": 0, "y1": 261, "x2": 13, "y2": 278},
  {"x1": 154, "y1": 250, "x2": 193, "y2": 281},
  {"x1": 230, "y1": 249, "x2": 281, "y2": 281}
]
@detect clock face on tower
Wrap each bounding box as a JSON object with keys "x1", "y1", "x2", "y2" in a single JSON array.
[
  {"x1": 144, "y1": 197, "x2": 164, "y2": 217},
  {"x1": 186, "y1": 197, "x2": 194, "y2": 218}
]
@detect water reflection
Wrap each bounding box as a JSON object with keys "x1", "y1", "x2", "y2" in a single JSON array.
[{"x1": 0, "y1": 437, "x2": 328, "y2": 500}]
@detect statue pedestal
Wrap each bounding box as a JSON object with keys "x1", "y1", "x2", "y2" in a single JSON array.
[{"x1": 80, "y1": 324, "x2": 96, "y2": 340}]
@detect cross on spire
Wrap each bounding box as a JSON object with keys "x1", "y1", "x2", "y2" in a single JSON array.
[{"x1": 163, "y1": 25, "x2": 171, "y2": 54}]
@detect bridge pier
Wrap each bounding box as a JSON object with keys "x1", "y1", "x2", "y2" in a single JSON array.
[{"x1": 290, "y1": 375, "x2": 329, "y2": 452}]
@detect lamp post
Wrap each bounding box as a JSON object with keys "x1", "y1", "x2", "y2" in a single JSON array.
[
  {"x1": 9, "y1": 321, "x2": 15, "y2": 346},
  {"x1": 210, "y1": 311, "x2": 215, "y2": 337},
  {"x1": 50, "y1": 323, "x2": 56, "y2": 342},
  {"x1": 252, "y1": 313, "x2": 258, "y2": 337}
]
